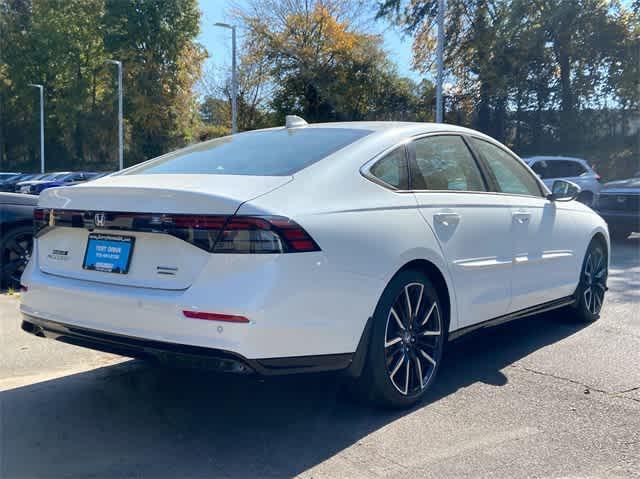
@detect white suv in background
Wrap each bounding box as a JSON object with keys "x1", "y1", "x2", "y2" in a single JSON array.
[{"x1": 525, "y1": 156, "x2": 601, "y2": 207}]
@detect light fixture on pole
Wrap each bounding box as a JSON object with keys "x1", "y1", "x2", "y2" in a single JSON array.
[
  {"x1": 106, "y1": 59, "x2": 124, "y2": 170},
  {"x1": 214, "y1": 22, "x2": 238, "y2": 134},
  {"x1": 28, "y1": 83, "x2": 45, "y2": 173},
  {"x1": 435, "y1": 0, "x2": 446, "y2": 123}
]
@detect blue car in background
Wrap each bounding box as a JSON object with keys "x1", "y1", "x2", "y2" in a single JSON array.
[{"x1": 15, "y1": 171, "x2": 98, "y2": 195}]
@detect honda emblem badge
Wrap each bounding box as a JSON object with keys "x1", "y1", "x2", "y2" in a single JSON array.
[{"x1": 94, "y1": 213, "x2": 106, "y2": 227}]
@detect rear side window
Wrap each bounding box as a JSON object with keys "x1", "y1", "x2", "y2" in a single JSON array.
[
  {"x1": 562, "y1": 160, "x2": 587, "y2": 177},
  {"x1": 369, "y1": 147, "x2": 408, "y2": 189},
  {"x1": 125, "y1": 128, "x2": 372, "y2": 176},
  {"x1": 471, "y1": 138, "x2": 542, "y2": 196},
  {"x1": 410, "y1": 135, "x2": 486, "y2": 191},
  {"x1": 531, "y1": 159, "x2": 587, "y2": 179}
]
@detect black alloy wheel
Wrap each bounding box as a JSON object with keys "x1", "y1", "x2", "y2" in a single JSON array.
[
  {"x1": 1, "y1": 226, "x2": 33, "y2": 290},
  {"x1": 383, "y1": 282, "x2": 443, "y2": 396},
  {"x1": 358, "y1": 269, "x2": 446, "y2": 408},
  {"x1": 573, "y1": 240, "x2": 608, "y2": 322}
]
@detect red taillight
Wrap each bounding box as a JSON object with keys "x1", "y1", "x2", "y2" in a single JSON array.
[
  {"x1": 170, "y1": 215, "x2": 227, "y2": 230},
  {"x1": 213, "y1": 216, "x2": 320, "y2": 254},
  {"x1": 31, "y1": 209, "x2": 320, "y2": 254},
  {"x1": 33, "y1": 208, "x2": 47, "y2": 221},
  {"x1": 183, "y1": 310, "x2": 249, "y2": 323},
  {"x1": 33, "y1": 208, "x2": 50, "y2": 236}
]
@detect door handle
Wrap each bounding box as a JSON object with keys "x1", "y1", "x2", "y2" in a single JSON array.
[
  {"x1": 512, "y1": 211, "x2": 531, "y2": 224},
  {"x1": 434, "y1": 212, "x2": 460, "y2": 227}
]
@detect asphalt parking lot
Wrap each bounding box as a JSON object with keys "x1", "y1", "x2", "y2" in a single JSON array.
[{"x1": 1, "y1": 238, "x2": 639, "y2": 478}]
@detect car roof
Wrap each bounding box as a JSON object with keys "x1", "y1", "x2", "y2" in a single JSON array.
[{"x1": 302, "y1": 121, "x2": 486, "y2": 135}]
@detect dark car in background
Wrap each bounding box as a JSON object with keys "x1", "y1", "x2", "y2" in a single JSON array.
[
  {"x1": 0, "y1": 172, "x2": 21, "y2": 182},
  {"x1": 15, "y1": 171, "x2": 97, "y2": 195},
  {"x1": 596, "y1": 175, "x2": 640, "y2": 240},
  {"x1": 0, "y1": 174, "x2": 44, "y2": 192},
  {"x1": 0, "y1": 173, "x2": 32, "y2": 192},
  {"x1": 0, "y1": 193, "x2": 36, "y2": 289}
]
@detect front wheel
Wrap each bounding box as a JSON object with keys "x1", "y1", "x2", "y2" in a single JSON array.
[
  {"x1": 358, "y1": 270, "x2": 446, "y2": 408},
  {"x1": 571, "y1": 239, "x2": 608, "y2": 322}
]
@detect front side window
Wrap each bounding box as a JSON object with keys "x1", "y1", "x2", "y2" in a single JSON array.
[
  {"x1": 369, "y1": 146, "x2": 408, "y2": 189},
  {"x1": 410, "y1": 135, "x2": 486, "y2": 191},
  {"x1": 471, "y1": 138, "x2": 542, "y2": 197},
  {"x1": 124, "y1": 127, "x2": 372, "y2": 177}
]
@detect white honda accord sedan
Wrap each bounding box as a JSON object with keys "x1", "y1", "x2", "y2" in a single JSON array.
[{"x1": 20, "y1": 118, "x2": 609, "y2": 407}]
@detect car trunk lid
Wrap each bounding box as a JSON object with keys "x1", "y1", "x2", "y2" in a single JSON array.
[{"x1": 35, "y1": 174, "x2": 292, "y2": 290}]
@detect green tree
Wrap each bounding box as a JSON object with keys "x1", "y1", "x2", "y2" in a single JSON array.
[
  {"x1": 103, "y1": 0, "x2": 205, "y2": 165},
  {"x1": 0, "y1": 0, "x2": 206, "y2": 171},
  {"x1": 237, "y1": 0, "x2": 419, "y2": 123}
]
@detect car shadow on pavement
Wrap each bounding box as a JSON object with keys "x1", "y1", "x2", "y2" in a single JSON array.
[{"x1": 1, "y1": 312, "x2": 588, "y2": 478}]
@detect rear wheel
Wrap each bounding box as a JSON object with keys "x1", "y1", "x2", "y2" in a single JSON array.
[
  {"x1": 571, "y1": 239, "x2": 608, "y2": 323},
  {"x1": 358, "y1": 270, "x2": 446, "y2": 408},
  {"x1": 1, "y1": 226, "x2": 33, "y2": 290}
]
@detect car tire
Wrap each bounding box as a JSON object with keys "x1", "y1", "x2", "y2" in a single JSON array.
[
  {"x1": 357, "y1": 269, "x2": 446, "y2": 409},
  {"x1": 1, "y1": 225, "x2": 33, "y2": 290},
  {"x1": 570, "y1": 239, "x2": 608, "y2": 323}
]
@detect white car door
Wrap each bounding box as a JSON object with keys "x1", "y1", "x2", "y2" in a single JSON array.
[
  {"x1": 470, "y1": 139, "x2": 580, "y2": 311},
  {"x1": 410, "y1": 134, "x2": 513, "y2": 328}
]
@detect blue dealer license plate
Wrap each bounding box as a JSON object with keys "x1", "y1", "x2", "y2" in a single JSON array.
[{"x1": 83, "y1": 233, "x2": 135, "y2": 274}]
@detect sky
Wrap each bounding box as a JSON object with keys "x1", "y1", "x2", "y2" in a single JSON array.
[{"x1": 197, "y1": 0, "x2": 419, "y2": 93}]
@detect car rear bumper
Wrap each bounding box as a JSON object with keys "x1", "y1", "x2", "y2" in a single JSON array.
[
  {"x1": 21, "y1": 315, "x2": 353, "y2": 375},
  {"x1": 20, "y1": 240, "x2": 381, "y2": 360}
]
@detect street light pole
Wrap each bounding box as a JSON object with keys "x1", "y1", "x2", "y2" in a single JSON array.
[
  {"x1": 106, "y1": 60, "x2": 124, "y2": 170},
  {"x1": 214, "y1": 22, "x2": 238, "y2": 134},
  {"x1": 435, "y1": 0, "x2": 446, "y2": 123},
  {"x1": 28, "y1": 84, "x2": 45, "y2": 173}
]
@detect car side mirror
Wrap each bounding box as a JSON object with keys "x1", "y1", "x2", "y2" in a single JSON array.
[{"x1": 548, "y1": 179, "x2": 581, "y2": 202}]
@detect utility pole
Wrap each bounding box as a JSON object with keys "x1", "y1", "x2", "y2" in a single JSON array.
[
  {"x1": 106, "y1": 60, "x2": 124, "y2": 170},
  {"x1": 214, "y1": 22, "x2": 238, "y2": 134},
  {"x1": 28, "y1": 84, "x2": 45, "y2": 173},
  {"x1": 435, "y1": 0, "x2": 446, "y2": 123}
]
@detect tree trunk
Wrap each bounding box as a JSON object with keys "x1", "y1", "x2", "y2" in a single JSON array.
[
  {"x1": 558, "y1": 51, "x2": 573, "y2": 148},
  {"x1": 492, "y1": 96, "x2": 507, "y2": 142},
  {"x1": 477, "y1": 81, "x2": 491, "y2": 134}
]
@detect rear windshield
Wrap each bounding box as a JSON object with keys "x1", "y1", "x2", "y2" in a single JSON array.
[{"x1": 124, "y1": 127, "x2": 372, "y2": 176}]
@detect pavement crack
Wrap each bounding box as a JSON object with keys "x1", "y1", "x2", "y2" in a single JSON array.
[
  {"x1": 617, "y1": 385, "x2": 640, "y2": 394},
  {"x1": 510, "y1": 364, "x2": 640, "y2": 403}
]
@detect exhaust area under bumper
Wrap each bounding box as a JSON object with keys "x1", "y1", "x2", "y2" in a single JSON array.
[{"x1": 21, "y1": 314, "x2": 354, "y2": 376}]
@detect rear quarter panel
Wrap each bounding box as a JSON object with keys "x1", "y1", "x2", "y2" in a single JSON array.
[{"x1": 238, "y1": 131, "x2": 459, "y2": 338}]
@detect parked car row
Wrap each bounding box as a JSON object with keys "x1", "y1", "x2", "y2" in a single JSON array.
[{"x1": 0, "y1": 171, "x2": 111, "y2": 194}]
